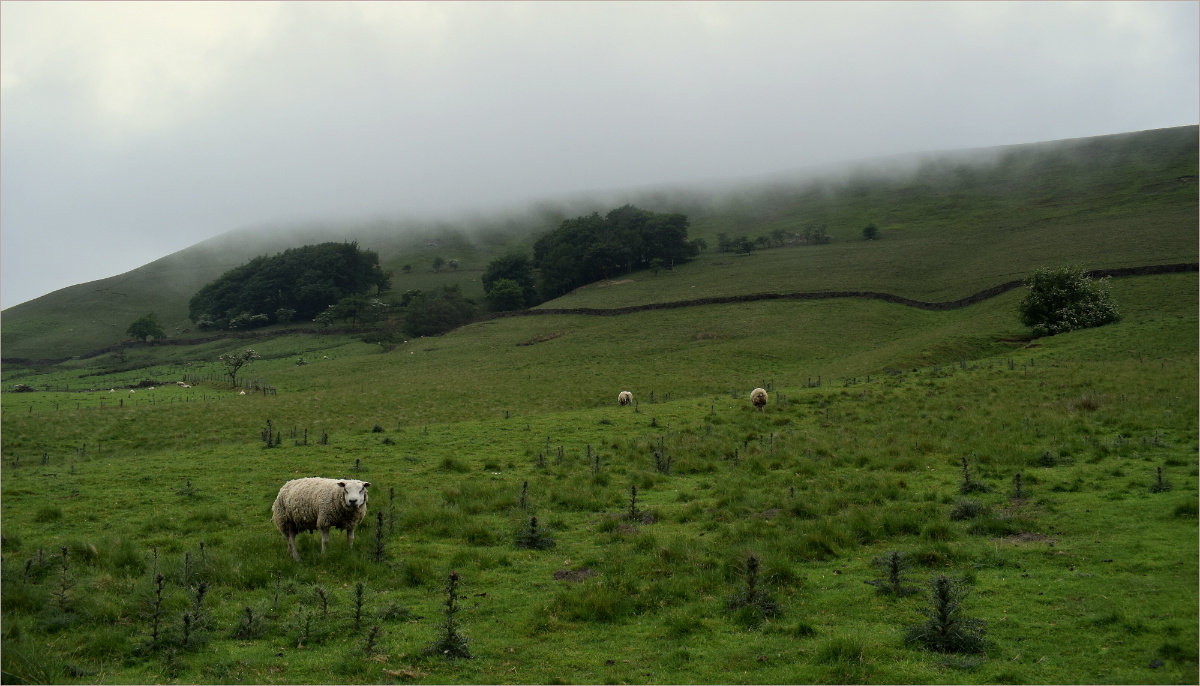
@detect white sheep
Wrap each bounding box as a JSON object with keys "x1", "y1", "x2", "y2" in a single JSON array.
[
  {"x1": 618, "y1": 390, "x2": 633, "y2": 406},
  {"x1": 271, "y1": 477, "x2": 371, "y2": 562},
  {"x1": 750, "y1": 387, "x2": 768, "y2": 411}
]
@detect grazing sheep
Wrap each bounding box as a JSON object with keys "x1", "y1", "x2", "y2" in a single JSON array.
[
  {"x1": 750, "y1": 387, "x2": 768, "y2": 411},
  {"x1": 618, "y1": 391, "x2": 633, "y2": 406},
  {"x1": 271, "y1": 478, "x2": 371, "y2": 562}
]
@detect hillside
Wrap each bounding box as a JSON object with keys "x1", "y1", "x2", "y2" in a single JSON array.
[{"x1": 2, "y1": 125, "x2": 1196, "y2": 362}]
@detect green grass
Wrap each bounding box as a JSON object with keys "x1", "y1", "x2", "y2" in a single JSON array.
[{"x1": 1, "y1": 266, "x2": 1196, "y2": 683}]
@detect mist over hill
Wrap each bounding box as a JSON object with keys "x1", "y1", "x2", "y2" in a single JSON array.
[{"x1": 2, "y1": 125, "x2": 1196, "y2": 362}]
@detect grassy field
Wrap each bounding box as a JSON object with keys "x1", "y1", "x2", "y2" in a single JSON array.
[{"x1": 1, "y1": 268, "x2": 1196, "y2": 683}]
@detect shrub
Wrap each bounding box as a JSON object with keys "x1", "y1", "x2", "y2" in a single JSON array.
[
  {"x1": 905, "y1": 575, "x2": 988, "y2": 654},
  {"x1": 866, "y1": 551, "x2": 916, "y2": 597},
  {"x1": 514, "y1": 516, "x2": 556, "y2": 550},
  {"x1": 950, "y1": 499, "x2": 988, "y2": 521},
  {"x1": 725, "y1": 554, "x2": 780, "y2": 628},
  {"x1": 423, "y1": 571, "x2": 471, "y2": 659},
  {"x1": 1018, "y1": 265, "x2": 1120, "y2": 336}
]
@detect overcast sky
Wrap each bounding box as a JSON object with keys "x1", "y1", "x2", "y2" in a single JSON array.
[{"x1": 2, "y1": 1, "x2": 1197, "y2": 308}]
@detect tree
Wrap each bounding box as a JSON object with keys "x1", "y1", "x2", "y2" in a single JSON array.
[
  {"x1": 432, "y1": 256, "x2": 445, "y2": 273},
  {"x1": 189, "y1": 242, "x2": 390, "y2": 328},
  {"x1": 485, "y1": 278, "x2": 527, "y2": 312},
  {"x1": 220, "y1": 348, "x2": 261, "y2": 387},
  {"x1": 1018, "y1": 266, "x2": 1120, "y2": 337},
  {"x1": 403, "y1": 285, "x2": 477, "y2": 337},
  {"x1": 863, "y1": 223, "x2": 879, "y2": 240},
  {"x1": 733, "y1": 236, "x2": 755, "y2": 255},
  {"x1": 482, "y1": 253, "x2": 537, "y2": 307},
  {"x1": 532, "y1": 205, "x2": 696, "y2": 299},
  {"x1": 126, "y1": 313, "x2": 165, "y2": 342}
]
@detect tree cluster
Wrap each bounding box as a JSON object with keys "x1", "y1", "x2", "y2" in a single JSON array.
[
  {"x1": 532, "y1": 205, "x2": 699, "y2": 300},
  {"x1": 1018, "y1": 265, "x2": 1120, "y2": 337},
  {"x1": 189, "y1": 242, "x2": 391, "y2": 330},
  {"x1": 715, "y1": 224, "x2": 831, "y2": 255}
]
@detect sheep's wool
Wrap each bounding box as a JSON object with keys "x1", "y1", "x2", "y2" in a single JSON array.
[{"x1": 272, "y1": 477, "x2": 370, "y2": 560}]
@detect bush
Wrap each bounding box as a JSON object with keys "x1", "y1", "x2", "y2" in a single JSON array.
[
  {"x1": 905, "y1": 575, "x2": 988, "y2": 654},
  {"x1": 1018, "y1": 266, "x2": 1120, "y2": 336}
]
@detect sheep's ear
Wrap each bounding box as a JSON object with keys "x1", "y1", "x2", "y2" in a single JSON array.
[
  {"x1": 362, "y1": 482, "x2": 371, "y2": 489},
  {"x1": 337, "y1": 481, "x2": 346, "y2": 488}
]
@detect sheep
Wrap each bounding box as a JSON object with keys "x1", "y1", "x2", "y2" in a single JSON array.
[
  {"x1": 271, "y1": 477, "x2": 371, "y2": 562},
  {"x1": 750, "y1": 387, "x2": 768, "y2": 411},
  {"x1": 618, "y1": 390, "x2": 633, "y2": 406}
]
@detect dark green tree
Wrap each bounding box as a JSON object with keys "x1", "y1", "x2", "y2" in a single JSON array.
[
  {"x1": 532, "y1": 205, "x2": 696, "y2": 299},
  {"x1": 126, "y1": 313, "x2": 165, "y2": 342},
  {"x1": 863, "y1": 223, "x2": 879, "y2": 240},
  {"x1": 189, "y1": 242, "x2": 390, "y2": 328},
  {"x1": 482, "y1": 253, "x2": 537, "y2": 306},
  {"x1": 432, "y1": 256, "x2": 445, "y2": 273},
  {"x1": 1018, "y1": 266, "x2": 1120, "y2": 336},
  {"x1": 732, "y1": 236, "x2": 755, "y2": 254},
  {"x1": 403, "y1": 285, "x2": 477, "y2": 337},
  {"x1": 485, "y1": 279, "x2": 527, "y2": 312}
]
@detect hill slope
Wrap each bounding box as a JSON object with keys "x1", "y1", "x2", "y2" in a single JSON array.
[{"x1": 2, "y1": 126, "x2": 1196, "y2": 361}]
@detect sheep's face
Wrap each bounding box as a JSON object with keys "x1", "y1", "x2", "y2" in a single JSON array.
[{"x1": 336, "y1": 480, "x2": 370, "y2": 509}]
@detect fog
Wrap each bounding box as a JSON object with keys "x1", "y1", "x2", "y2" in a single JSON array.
[{"x1": 2, "y1": 1, "x2": 1197, "y2": 308}]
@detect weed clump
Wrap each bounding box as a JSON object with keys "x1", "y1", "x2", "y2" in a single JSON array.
[
  {"x1": 866, "y1": 551, "x2": 916, "y2": 597},
  {"x1": 905, "y1": 575, "x2": 987, "y2": 654},
  {"x1": 423, "y1": 571, "x2": 471, "y2": 659},
  {"x1": 725, "y1": 554, "x2": 780, "y2": 628},
  {"x1": 1149, "y1": 466, "x2": 1172, "y2": 493},
  {"x1": 949, "y1": 499, "x2": 988, "y2": 521},
  {"x1": 958, "y1": 456, "x2": 990, "y2": 494},
  {"x1": 514, "y1": 516, "x2": 556, "y2": 550}
]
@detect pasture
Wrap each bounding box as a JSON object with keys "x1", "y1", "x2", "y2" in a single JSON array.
[{"x1": 1, "y1": 271, "x2": 1196, "y2": 683}]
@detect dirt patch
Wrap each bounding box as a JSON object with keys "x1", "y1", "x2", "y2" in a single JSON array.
[
  {"x1": 553, "y1": 568, "x2": 596, "y2": 583},
  {"x1": 516, "y1": 331, "x2": 569, "y2": 346},
  {"x1": 597, "y1": 279, "x2": 633, "y2": 287},
  {"x1": 1000, "y1": 532, "x2": 1056, "y2": 546}
]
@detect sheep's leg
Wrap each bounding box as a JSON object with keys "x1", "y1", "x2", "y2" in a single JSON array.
[
  {"x1": 320, "y1": 528, "x2": 330, "y2": 554},
  {"x1": 347, "y1": 525, "x2": 356, "y2": 548},
  {"x1": 286, "y1": 531, "x2": 299, "y2": 562}
]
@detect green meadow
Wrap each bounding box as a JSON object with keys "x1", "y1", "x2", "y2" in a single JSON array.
[
  {"x1": 2, "y1": 270, "x2": 1196, "y2": 684},
  {"x1": 1, "y1": 127, "x2": 1197, "y2": 683}
]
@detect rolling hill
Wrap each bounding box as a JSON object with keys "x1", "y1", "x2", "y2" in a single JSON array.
[{"x1": 2, "y1": 125, "x2": 1196, "y2": 362}]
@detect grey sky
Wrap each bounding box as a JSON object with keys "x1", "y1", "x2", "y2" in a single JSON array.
[{"x1": 2, "y1": 1, "x2": 1197, "y2": 308}]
